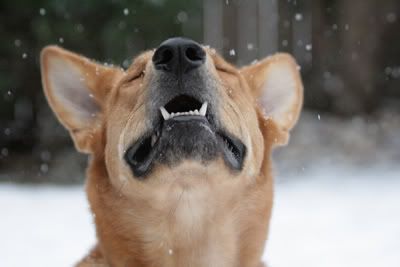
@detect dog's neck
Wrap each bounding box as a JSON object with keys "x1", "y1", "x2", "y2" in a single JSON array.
[{"x1": 86, "y1": 159, "x2": 272, "y2": 267}]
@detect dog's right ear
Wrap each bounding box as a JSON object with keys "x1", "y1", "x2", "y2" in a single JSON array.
[{"x1": 40, "y1": 46, "x2": 124, "y2": 153}]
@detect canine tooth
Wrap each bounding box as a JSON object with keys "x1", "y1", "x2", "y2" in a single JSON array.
[
  {"x1": 151, "y1": 134, "x2": 157, "y2": 146},
  {"x1": 200, "y1": 102, "x2": 208, "y2": 116},
  {"x1": 160, "y1": 107, "x2": 170, "y2": 120}
]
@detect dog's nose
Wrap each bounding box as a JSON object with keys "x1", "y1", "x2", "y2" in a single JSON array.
[{"x1": 152, "y1": 37, "x2": 206, "y2": 75}]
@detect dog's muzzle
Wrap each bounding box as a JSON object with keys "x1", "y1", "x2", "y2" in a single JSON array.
[{"x1": 124, "y1": 38, "x2": 246, "y2": 178}]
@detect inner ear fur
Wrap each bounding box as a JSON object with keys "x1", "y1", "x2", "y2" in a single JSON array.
[
  {"x1": 40, "y1": 45, "x2": 124, "y2": 153},
  {"x1": 241, "y1": 53, "x2": 303, "y2": 133}
]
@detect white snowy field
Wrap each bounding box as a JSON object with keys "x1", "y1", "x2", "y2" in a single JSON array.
[{"x1": 1, "y1": 167, "x2": 400, "y2": 267}]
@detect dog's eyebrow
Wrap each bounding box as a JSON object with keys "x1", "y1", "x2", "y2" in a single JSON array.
[
  {"x1": 209, "y1": 52, "x2": 238, "y2": 74},
  {"x1": 121, "y1": 52, "x2": 153, "y2": 84},
  {"x1": 126, "y1": 51, "x2": 153, "y2": 72}
]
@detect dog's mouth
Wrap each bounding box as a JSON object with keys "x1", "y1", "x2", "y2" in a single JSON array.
[{"x1": 125, "y1": 95, "x2": 246, "y2": 177}]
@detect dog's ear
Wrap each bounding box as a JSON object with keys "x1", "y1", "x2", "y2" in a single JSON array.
[
  {"x1": 40, "y1": 46, "x2": 124, "y2": 153},
  {"x1": 241, "y1": 53, "x2": 303, "y2": 133}
]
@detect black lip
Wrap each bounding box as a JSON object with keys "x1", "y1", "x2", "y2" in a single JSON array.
[
  {"x1": 217, "y1": 131, "x2": 246, "y2": 170},
  {"x1": 124, "y1": 132, "x2": 159, "y2": 177},
  {"x1": 125, "y1": 97, "x2": 246, "y2": 178}
]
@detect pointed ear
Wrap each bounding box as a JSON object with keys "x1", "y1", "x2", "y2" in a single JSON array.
[
  {"x1": 40, "y1": 45, "x2": 124, "y2": 153},
  {"x1": 241, "y1": 53, "x2": 303, "y2": 132}
]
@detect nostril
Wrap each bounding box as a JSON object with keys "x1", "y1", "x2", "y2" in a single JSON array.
[
  {"x1": 185, "y1": 46, "x2": 205, "y2": 62},
  {"x1": 153, "y1": 38, "x2": 205, "y2": 74},
  {"x1": 153, "y1": 47, "x2": 174, "y2": 70}
]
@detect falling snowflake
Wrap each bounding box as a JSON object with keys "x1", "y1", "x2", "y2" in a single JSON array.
[
  {"x1": 14, "y1": 39, "x2": 21, "y2": 47},
  {"x1": 294, "y1": 13, "x2": 303, "y2": 21},
  {"x1": 386, "y1": 13, "x2": 397, "y2": 23},
  {"x1": 39, "y1": 8, "x2": 46, "y2": 16},
  {"x1": 1, "y1": 148, "x2": 8, "y2": 157},
  {"x1": 40, "y1": 163, "x2": 49, "y2": 174},
  {"x1": 177, "y1": 11, "x2": 188, "y2": 23}
]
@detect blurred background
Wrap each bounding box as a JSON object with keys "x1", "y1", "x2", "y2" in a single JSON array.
[
  {"x1": 0, "y1": 0, "x2": 399, "y2": 266},
  {"x1": 1, "y1": 0, "x2": 400, "y2": 182}
]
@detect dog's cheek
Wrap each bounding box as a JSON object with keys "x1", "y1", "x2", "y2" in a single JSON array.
[{"x1": 239, "y1": 113, "x2": 265, "y2": 180}]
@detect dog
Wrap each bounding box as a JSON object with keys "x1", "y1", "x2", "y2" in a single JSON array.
[{"x1": 40, "y1": 37, "x2": 303, "y2": 267}]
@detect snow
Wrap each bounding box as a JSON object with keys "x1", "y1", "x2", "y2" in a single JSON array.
[
  {"x1": 0, "y1": 186, "x2": 95, "y2": 267},
  {"x1": 294, "y1": 13, "x2": 303, "y2": 21},
  {"x1": 386, "y1": 13, "x2": 397, "y2": 23},
  {"x1": 1, "y1": 167, "x2": 400, "y2": 267},
  {"x1": 39, "y1": 8, "x2": 46, "y2": 16},
  {"x1": 264, "y1": 167, "x2": 400, "y2": 267}
]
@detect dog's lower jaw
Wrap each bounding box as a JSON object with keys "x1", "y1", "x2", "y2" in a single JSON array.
[{"x1": 81, "y1": 159, "x2": 273, "y2": 267}]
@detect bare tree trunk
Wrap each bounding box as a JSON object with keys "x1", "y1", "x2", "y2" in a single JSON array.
[
  {"x1": 258, "y1": 0, "x2": 279, "y2": 58},
  {"x1": 236, "y1": 0, "x2": 258, "y2": 65},
  {"x1": 338, "y1": 0, "x2": 380, "y2": 113},
  {"x1": 203, "y1": 0, "x2": 224, "y2": 52},
  {"x1": 203, "y1": 0, "x2": 279, "y2": 65}
]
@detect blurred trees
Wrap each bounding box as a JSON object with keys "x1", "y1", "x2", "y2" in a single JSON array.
[
  {"x1": 0, "y1": 0, "x2": 399, "y2": 182},
  {"x1": 0, "y1": 0, "x2": 202, "y2": 182},
  {"x1": 204, "y1": 0, "x2": 400, "y2": 115}
]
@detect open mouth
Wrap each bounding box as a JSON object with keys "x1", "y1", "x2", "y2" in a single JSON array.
[
  {"x1": 125, "y1": 94, "x2": 246, "y2": 177},
  {"x1": 160, "y1": 95, "x2": 207, "y2": 119}
]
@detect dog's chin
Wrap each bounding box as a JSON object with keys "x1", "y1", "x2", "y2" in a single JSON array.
[{"x1": 125, "y1": 116, "x2": 246, "y2": 178}]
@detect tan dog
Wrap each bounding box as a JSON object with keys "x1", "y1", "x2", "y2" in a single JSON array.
[{"x1": 40, "y1": 37, "x2": 303, "y2": 267}]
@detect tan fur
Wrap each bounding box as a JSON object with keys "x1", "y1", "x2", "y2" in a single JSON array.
[{"x1": 40, "y1": 44, "x2": 303, "y2": 267}]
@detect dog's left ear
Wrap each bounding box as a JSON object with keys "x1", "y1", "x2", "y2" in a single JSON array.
[
  {"x1": 40, "y1": 46, "x2": 124, "y2": 153},
  {"x1": 241, "y1": 53, "x2": 303, "y2": 133}
]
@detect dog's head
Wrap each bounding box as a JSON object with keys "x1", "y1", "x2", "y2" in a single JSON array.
[{"x1": 41, "y1": 37, "x2": 302, "y2": 198}]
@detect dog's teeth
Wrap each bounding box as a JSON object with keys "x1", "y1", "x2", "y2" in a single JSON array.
[
  {"x1": 200, "y1": 102, "x2": 208, "y2": 116},
  {"x1": 164, "y1": 108, "x2": 207, "y2": 118},
  {"x1": 160, "y1": 107, "x2": 170, "y2": 120}
]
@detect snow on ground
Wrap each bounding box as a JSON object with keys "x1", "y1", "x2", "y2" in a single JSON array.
[
  {"x1": 1, "y1": 167, "x2": 400, "y2": 267},
  {"x1": 264, "y1": 167, "x2": 400, "y2": 267}
]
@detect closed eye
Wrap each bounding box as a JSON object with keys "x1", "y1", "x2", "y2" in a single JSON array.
[
  {"x1": 216, "y1": 66, "x2": 235, "y2": 75},
  {"x1": 125, "y1": 71, "x2": 145, "y2": 83}
]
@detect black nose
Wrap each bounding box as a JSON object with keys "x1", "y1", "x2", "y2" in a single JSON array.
[{"x1": 152, "y1": 37, "x2": 206, "y2": 75}]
